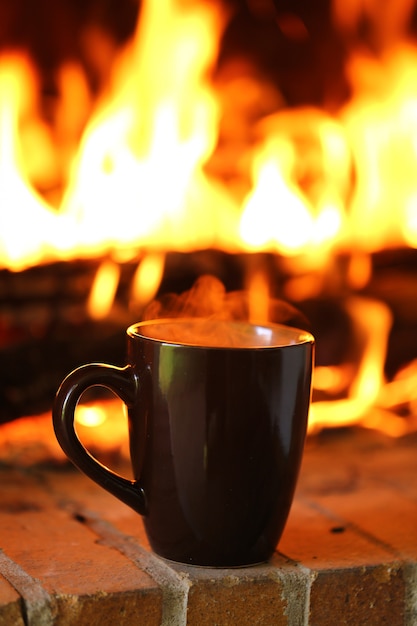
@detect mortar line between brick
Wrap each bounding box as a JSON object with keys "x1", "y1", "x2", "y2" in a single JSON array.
[
  {"x1": 77, "y1": 509, "x2": 191, "y2": 626},
  {"x1": 301, "y1": 565, "x2": 314, "y2": 626},
  {"x1": 271, "y1": 556, "x2": 313, "y2": 626},
  {"x1": 0, "y1": 549, "x2": 54, "y2": 626},
  {"x1": 404, "y1": 561, "x2": 417, "y2": 626}
]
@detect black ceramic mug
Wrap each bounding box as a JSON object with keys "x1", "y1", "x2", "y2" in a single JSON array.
[{"x1": 53, "y1": 318, "x2": 314, "y2": 567}]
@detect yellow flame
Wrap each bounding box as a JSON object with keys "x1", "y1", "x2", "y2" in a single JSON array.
[
  {"x1": 2, "y1": 1, "x2": 417, "y2": 272},
  {"x1": 309, "y1": 297, "x2": 393, "y2": 433},
  {"x1": 131, "y1": 253, "x2": 166, "y2": 309},
  {"x1": 240, "y1": 156, "x2": 315, "y2": 253},
  {"x1": 87, "y1": 260, "x2": 121, "y2": 320},
  {"x1": 59, "y1": 0, "x2": 228, "y2": 255},
  {"x1": 0, "y1": 54, "x2": 59, "y2": 271},
  {"x1": 0, "y1": 1, "x2": 231, "y2": 271},
  {"x1": 239, "y1": 111, "x2": 348, "y2": 257},
  {"x1": 340, "y1": 44, "x2": 417, "y2": 251}
]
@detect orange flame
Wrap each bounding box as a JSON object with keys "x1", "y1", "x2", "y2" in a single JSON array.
[
  {"x1": 310, "y1": 297, "x2": 394, "y2": 434},
  {"x1": 130, "y1": 253, "x2": 166, "y2": 311},
  {"x1": 88, "y1": 260, "x2": 121, "y2": 320}
]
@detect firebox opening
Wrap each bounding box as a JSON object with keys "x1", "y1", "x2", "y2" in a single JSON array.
[{"x1": 0, "y1": 0, "x2": 416, "y2": 442}]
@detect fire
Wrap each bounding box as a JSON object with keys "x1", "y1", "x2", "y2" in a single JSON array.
[
  {"x1": 0, "y1": 54, "x2": 59, "y2": 270},
  {"x1": 239, "y1": 110, "x2": 348, "y2": 258},
  {"x1": 310, "y1": 297, "x2": 394, "y2": 434},
  {"x1": 0, "y1": 0, "x2": 233, "y2": 270},
  {"x1": 58, "y1": 0, "x2": 238, "y2": 256},
  {"x1": 130, "y1": 253, "x2": 166, "y2": 311},
  {"x1": 4, "y1": 0, "x2": 417, "y2": 264},
  {"x1": 341, "y1": 44, "x2": 417, "y2": 251},
  {"x1": 1, "y1": 0, "x2": 417, "y2": 435},
  {"x1": 88, "y1": 260, "x2": 120, "y2": 320}
]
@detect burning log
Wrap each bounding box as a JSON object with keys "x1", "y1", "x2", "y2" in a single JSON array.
[
  {"x1": 0, "y1": 250, "x2": 303, "y2": 422},
  {"x1": 1, "y1": 246, "x2": 417, "y2": 428},
  {"x1": 0, "y1": 259, "x2": 135, "y2": 422}
]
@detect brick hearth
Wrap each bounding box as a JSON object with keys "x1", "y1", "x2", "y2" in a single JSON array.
[{"x1": 0, "y1": 418, "x2": 415, "y2": 625}]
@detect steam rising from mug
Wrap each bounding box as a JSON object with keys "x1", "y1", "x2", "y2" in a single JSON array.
[{"x1": 143, "y1": 274, "x2": 309, "y2": 329}]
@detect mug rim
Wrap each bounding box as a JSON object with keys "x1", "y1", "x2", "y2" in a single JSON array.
[{"x1": 127, "y1": 317, "x2": 314, "y2": 350}]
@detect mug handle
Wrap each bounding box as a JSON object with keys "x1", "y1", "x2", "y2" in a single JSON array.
[{"x1": 52, "y1": 363, "x2": 147, "y2": 515}]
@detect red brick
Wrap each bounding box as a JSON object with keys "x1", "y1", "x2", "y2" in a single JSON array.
[
  {"x1": 0, "y1": 468, "x2": 162, "y2": 626},
  {"x1": 309, "y1": 563, "x2": 405, "y2": 626},
  {"x1": 317, "y1": 483, "x2": 417, "y2": 560},
  {"x1": 278, "y1": 497, "x2": 395, "y2": 570},
  {"x1": 45, "y1": 466, "x2": 151, "y2": 550},
  {"x1": 280, "y1": 471, "x2": 407, "y2": 624},
  {"x1": 297, "y1": 431, "x2": 417, "y2": 560},
  {"x1": 279, "y1": 498, "x2": 398, "y2": 569},
  {"x1": 178, "y1": 560, "x2": 292, "y2": 626},
  {"x1": 0, "y1": 575, "x2": 24, "y2": 626},
  {"x1": 1, "y1": 425, "x2": 415, "y2": 625}
]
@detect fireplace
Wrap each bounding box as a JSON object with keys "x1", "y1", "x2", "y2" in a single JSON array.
[
  {"x1": 0, "y1": 0, "x2": 417, "y2": 623},
  {"x1": 2, "y1": 0, "x2": 417, "y2": 432}
]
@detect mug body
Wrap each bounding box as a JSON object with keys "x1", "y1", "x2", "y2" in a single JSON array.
[{"x1": 127, "y1": 319, "x2": 314, "y2": 567}]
